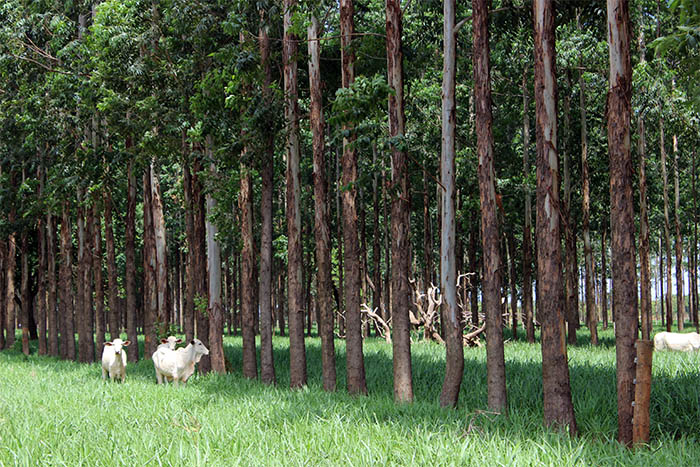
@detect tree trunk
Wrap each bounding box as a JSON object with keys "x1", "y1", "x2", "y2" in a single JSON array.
[
  {"x1": 5, "y1": 211, "x2": 17, "y2": 350},
  {"x1": 522, "y1": 70, "x2": 535, "y2": 344},
  {"x1": 660, "y1": 117, "x2": 673, "y2": 331},
  {"x1": 473, "y1": 0, "x2": 507, "y2": 413},
  {"x1": 150, "y1": 162, "x2": 170, "y2": 340},
  {"x1": 340, "y1": 0, "x2": 367, "y2": 396},
  {"x1": 607, "y1": 0, "x2": 637, "y2": 445},
  {"x1": 336, "y1": 149, "x2": 345, "y2": 337},
  {"x1": 77, "y1": 189, "x2": 95, "y2": 363},
  {"x1": 371, "y1": 144, "x2": 382, "y2": 331},
  {"x1": 533, "y1": 0, "x2": 577, "y2": 434},
  {"x1": 104, "y1": 190, "x2": 120, "y2": 340},
  {"x1": 207, "y1": 161, "x2": 225, "y2": 374},
  {"x1": 658, "y1": 233, "x2": 664, "y2": 328},
  {"x1": 259, "y1": 19, "x2": 276, "y2": 385},
  {"x1": 284, "y1": 0, "x2": 307, "y2": 389},
  {"x1": 93, "y1": 200, "x2": 105, "y2": 351},
  {"x1": 387, "y1": 0, "x2": 413, "y2": 403},
  {"x1": 469, "y1": 214, "x2": 479, "y2": 327},
  {"x1": 577, "y1": 51, "x2": 597, "y2": 345},
  {"x1": 37, "y1": 166, "x2": 47, "y2": 355},
  {"x1": 20, "y1": 227, "x2": 30, "y2": 356},
  {"x1": 59, "y1": 201, "x2": 75, "y2": 360},
  {"x1": 423, "y1": 166, "x2": 433, "y2": 289},
  {"x1": 125, "y1": 159, "x2": 139, "y2": 362},
  {"x1": 183, "y1": 160, "x2": 196, "y2": 342},
  {"x1": 673, "y1": 131, "x2": 684, "y2": 330},
  {"x1": 693, "y1": 149, "x2": 699, "y2": 330},
  {"x1": 636, "y1": 22, "x2": 652, "y2": 341},
  {"x1": 47, "y1": 212, "x2": 59, "y2": 356},
  {"x1": 309, "y1": 14, "x2": 336, "y2": 392},
  {"x1": 142, "y1": 170, "x2": 158, "y2": 359},
  {"x1": 240, "y1": 162, "x2": 258, "y2": 379},
  {"x1": 194, "y1": 156, "x2": 210, "y2": 374},
  {"x1": 507, "y1": 231, "x2": 518, "y2": 340},
  {"x1": 0, "y1": 241, "x2": 5, "y2": 350}
]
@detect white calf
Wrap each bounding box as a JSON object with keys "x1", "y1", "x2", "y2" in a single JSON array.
[
  {"x1": 157, "y1": 335, "x2": 183, "y2": 351},
  {"x1": 101, "y1": 339, "x2": 132, "y2": 382},
  {"x1": 152, "y1": 339, "x2": 210, "y2": 386},
  {"x1": 653, "y1": 331, "x2": 700, "y2": 352}
]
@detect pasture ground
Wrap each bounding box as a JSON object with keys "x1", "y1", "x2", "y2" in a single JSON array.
[{"x1": 0, "y1": 325, "x2": 698, "y2": 466}]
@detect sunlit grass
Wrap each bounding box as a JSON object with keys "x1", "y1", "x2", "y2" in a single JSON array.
[{"x1": 0, "y1": 324, "x2": 698, "y2": 465}]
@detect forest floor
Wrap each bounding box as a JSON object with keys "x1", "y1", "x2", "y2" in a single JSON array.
[{"x1": 0, "y1": 325, "x2": 698, "y2": 466}]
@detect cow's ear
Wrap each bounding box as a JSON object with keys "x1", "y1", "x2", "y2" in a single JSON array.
[
  {"x1": 104, "y1": 342, "x2": 113, "y2": 346},
  {"x1": 161, "y1": 338, "x2": 168, "y2": 344},
  {"x1": 123, "y1": 341, "x2": 131, "y2": 346},
  {"x1": 176, "y1": 339, "x2": 183, "y2": 343}
]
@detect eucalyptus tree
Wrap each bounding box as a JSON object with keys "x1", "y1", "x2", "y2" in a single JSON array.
[{"x1": 533, "y1": 0, "x2": 577, "y2": 434}]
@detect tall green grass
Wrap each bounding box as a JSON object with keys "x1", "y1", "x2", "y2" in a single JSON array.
[{"x1": 0, "y1": 325, "x2": 698, "y2": 466}]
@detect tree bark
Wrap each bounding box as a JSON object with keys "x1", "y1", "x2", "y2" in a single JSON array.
[
  {"x1": 93, "y1": 200, "x2": 105, "y2": 351},
  {"x1": 150, "y1": 162, "x2": 170, "y2": 339},
  {"x1": 20, "y1": 227, "x2": 30, "y2": 356},
  {"x1": 522, "y1": 70, "x2": 535, "y2": 344},
  {"x1": 284, "y1": 0, "x2": 307, "y2": 388},
  {"x1": 673, "y1": 131, "x2": 684, "y2": 330},
  {"x1": 240, "y1": 162, "x2": 258, "y2": 379},
  {"x1": 259, "y1": 18, "x2": 276, "y2": 385},
  {"x1": 607, "y1": 0, "x2": 637, "y2": 445},
  {"x1": 77, "y1": 189, "x2": 95, "y2": 363},
  {"x1": 47, "y1": 213, "x2": 59, "y2": 356},
  {"x1": 59, "y1": 201, "x2": 75, "y2": 360},
  {"x1": 601, "y1": 227, "x2": 609, "y2": 329},
  {"x1": 473, "y1": 0, "x2": 507, "y2": 413},
  {"x1": 533, "y1": 0, "x2": 577, "y2": 434},
  {"x1": 309, "y1": 14, "x2": 336, "y2": 392},
  {"x1": 340, "y1": 0, "x2": 367, "y2": 396},
  {"x1": 183, "y1": 160, "x2": 196, "y2": 342},
  {"x1": 469, "y1": 214, "x2": 479, "y2": 327},
  {"x1": 507, "y1": 231, "x2": 518, "y2": 340},
  {"x1": 142, "y1": 170, "x2": 158, "y2": 358},
  {"x1": 37, "y1": 166, "x2": 47, "y2": 355},
  {"x1": 660, "y1": 117, "x2": 673, "y2": 331},
  {"x1": 387, "y1": 0, "x2": 413, "y2": 403},
  {"x1": 693, "y1": 149, "x2": 699, "y2": 330},
  {"x1": 207, "y1": 161, "x2": 225, "y2": 374},
  {"x1": 104, "y1": 190, "x2": 120, "y2": 340},
  {"x1": 125, "y1": 159, "x2": 139, "y2": 362}
]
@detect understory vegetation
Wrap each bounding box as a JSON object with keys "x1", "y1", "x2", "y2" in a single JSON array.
[{"x1": 0, "y1": 326, "x2": 698, "y2": 466}]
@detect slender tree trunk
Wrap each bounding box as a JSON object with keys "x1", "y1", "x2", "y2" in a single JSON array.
[
  {"x1": 259, "y1": 19, "x2": 276, "y2": 385},
  {"x1": 309, "y1": 14, "x2": 336, "y2": 392},
  {"x1": 183, "y1": 161, "x2": 196, "y2": 342},
  {"x1": 607, "y1": 0, "x2": 637, "y2": 445},
  {"x1": 340, "y1": 0, "x2": 367, "y2": 395},
  {"x1": 0, "y1": 241, "x2": 5, "y2": 350},
  {"x1": 533, "y1": 0, "x2": 577, "y2": 434},
  {"x1": 93, "y1": 200, "x2": 105, "y2": 350},
  {"x1": 693, "y1": 149, "x2": 699, "y2": 330},
  {"x1": 371, "y1": 144, "x2": 382, "y2": 328},
  {"x1": 473, "y1": 0, "x2": 507, "y2": 413},
  {"x1": 47, "y1": 213, "x2": 59, "y2": 356},
  {"x1": 142, "y1": 170, "x2": 158, "y2": 358},
  {"x1": 207, "y1": 161, "x2": 225, "y2": 374},
  {"x1": 423, "y1": 167, "x2": 433, "y2": 288},
  {"x1": 125, "y1": 159, "x2": 139, "y2": 362},
  {"x1": 284, "y1": 0, "x2": 307, "y2": 388},
  {"x1": 194, "y1": 156, "x2": 210, "y2": 374},
  {"x1": 37, "y1": 166, "x2": 47, "y2": 355},
  {"x1": 336, "y1": 149, "x2": 345, "y2": 336},
  {"x1": 469, "y1": 215, "x2": 479, "y2": 327},
  {"x1": 659, "y1": 117, "x2": 674, "y2": 331},
  {"x1": 577, "y1": 52, "x2": 597, "y2": 345},
  {"x1": 507, "y1": 231, "x2": 518, "y2": 340},
  {"x1": 77, "y1": 189, "x2": 95, "y2": 363},
  {"x1": 150, "y1": 162, "x2": 170, "y2": 339},
  {"x1": 387, "y1": 0, "x2": 413, "y2": 403},
  {"x1": 601, "y1": 227, "x2": 609, "y2": 329},
  {"x1": 104, "y1": 190, "x2": 120, "y2": 340},
  {"x1": 60, "y1": 202, "x2": 75, "y2": 360},
  {"x1": 673, "y1": 131, "x2": 684, "y2": 330},
  {"x1": 522, "y1": 70, "x2": 535, "y2": 344},
  {"x1": 636, "y1": 21, "x2": 652, "y2": 341},
  {"x1": 659, "y1": 233, "x2": 665, "y2": 328},
  {"x1": 240, "y1": 162, "x2": 258, "y2": 379},
  {"x1": 20, "y1": 227, "x2": 30, "y2": 356}
]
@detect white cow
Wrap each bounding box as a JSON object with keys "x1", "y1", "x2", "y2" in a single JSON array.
[
  {"x1": 157, "y1": 335, "x2": 183, "y2": 351},
  {"x1": 653, "y1": 331, "x2": 700, "y2": 352},
  {"x1": 152, "y1": 339, "x2": 210, "y2": 386},
  {"x1": 101, "y1": 339, "x2": 132, "y2": 382}
]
